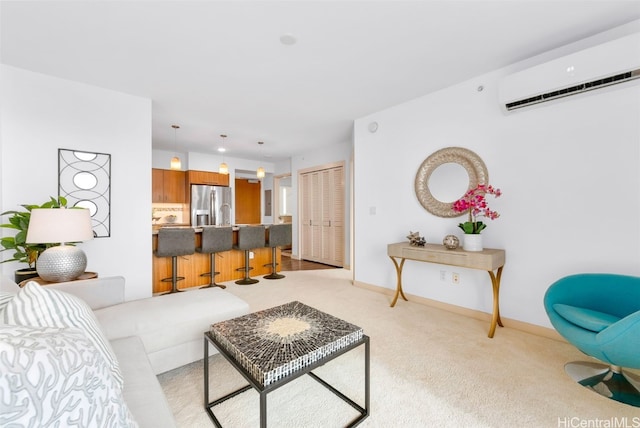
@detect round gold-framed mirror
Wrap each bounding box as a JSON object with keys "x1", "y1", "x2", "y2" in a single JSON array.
[{"x1": 414, "y1": 147, "x2": 488, "y2": 218}]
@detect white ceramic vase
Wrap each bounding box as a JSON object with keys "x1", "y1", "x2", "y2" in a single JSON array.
[{"x1": 463, "y1": 234, "x2": 483, "y2": 251}]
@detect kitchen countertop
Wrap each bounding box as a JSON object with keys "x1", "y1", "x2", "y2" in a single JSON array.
[{"x1": 151, "y1": 225, "x2": 265, "y2": 235}]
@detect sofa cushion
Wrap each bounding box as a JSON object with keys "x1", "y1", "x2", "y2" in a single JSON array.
[
  {"x1": 0, "y1": 325, "x2": 138, "y2": 427},
  {"x1": 48, "y1": 276, "x2": 126, "y2": 310},
  {"x1": 95, "y1": 288, "x2": 249, "y2": 369},
  {"x1": 553, "y1": 303, "x2": 621, "y2": 332},
  {"x1": 110, "y1": 336, "x2": 177, "y2": 428},
  {"x1": 3, "y1": 281, "x2": 124, "y2": 389}
]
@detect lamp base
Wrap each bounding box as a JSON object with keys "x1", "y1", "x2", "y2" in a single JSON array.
[{"x1": 36, "y1": 245, "x2": 87, "y2": 282}]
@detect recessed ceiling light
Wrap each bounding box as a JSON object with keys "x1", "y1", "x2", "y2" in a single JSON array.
[
  {"x1": 218, "y1": 147, "x2": 226, "y2": 153},
  {"x1": 280, "y1": 33, "x2": 297, "y2": 46}
]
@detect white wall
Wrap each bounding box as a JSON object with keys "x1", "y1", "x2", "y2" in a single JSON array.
[
  {"x1": 0, "y1": 65, "x2": 153, "y2": 301},
  {"x1": 353, "y1": 25, "x2": 640, "y2": 329}
]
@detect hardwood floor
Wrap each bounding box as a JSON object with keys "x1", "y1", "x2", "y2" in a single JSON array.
[{"x1": 280, "y1": 253, "x2": 339, "y2": 271}]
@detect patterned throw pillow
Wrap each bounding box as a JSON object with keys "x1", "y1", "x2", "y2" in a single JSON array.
[
  {"x1": 3, "y1": 281, "x2": 124, "y2": 389},
  {"x1": 0, "y1": 325, "x2": 138, "y2": 427}
]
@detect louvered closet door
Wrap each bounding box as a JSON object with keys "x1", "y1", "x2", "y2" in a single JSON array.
[
  {"x1": 299, "y1": 164, "x2": 344, "y2": 267},
  {"x1": 310, "y1": 171, "x2": 322, "y2": 260},
  {"x1": 300, "y1": 172, "x2": 322, "y2": 261},
  {"x1": 321, "y1": 167, "x2": 344, "y2": 266},
  {"x1": 300, "y1": 172, "x2": 313, "y2": 259}
]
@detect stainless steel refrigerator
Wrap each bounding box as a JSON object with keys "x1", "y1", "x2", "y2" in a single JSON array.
[{"x1": 190, "y1": 184, "x2": 232, "y2": 226}]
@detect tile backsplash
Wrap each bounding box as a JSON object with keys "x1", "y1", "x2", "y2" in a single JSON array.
[{"x1": 152, "y1": 204, "x2": 188, "y2": 225}]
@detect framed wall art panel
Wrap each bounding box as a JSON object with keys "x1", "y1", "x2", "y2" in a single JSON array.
[{"x1": 58, "y1": 149, "x2": 111, "y2": 237}]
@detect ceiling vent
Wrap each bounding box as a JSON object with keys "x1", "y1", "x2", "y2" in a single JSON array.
[{"x1": 499, "y1": 32, "x2": 640, "y2": 113}]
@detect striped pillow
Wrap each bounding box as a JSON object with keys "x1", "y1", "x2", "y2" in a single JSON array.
[{"x1": 3, "y1": 281, "x2": 124, "y2": 389}]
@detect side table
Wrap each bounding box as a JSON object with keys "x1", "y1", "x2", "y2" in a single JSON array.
[{"x1": 18, "y1": 271, "x2": 98, "y2": 287}]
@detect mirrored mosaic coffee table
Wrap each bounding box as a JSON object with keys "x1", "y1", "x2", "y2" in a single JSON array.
[{"x1": 204, "y1": 301, "x2": 370, "y2": 428}]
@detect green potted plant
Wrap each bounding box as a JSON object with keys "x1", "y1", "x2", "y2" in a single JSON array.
[{"x1": 1, "y1": 196, "x2": 68, "y2": 282}]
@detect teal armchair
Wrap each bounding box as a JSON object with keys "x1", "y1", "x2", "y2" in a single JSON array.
[{"x1": 544, "y1": 273, "x2": 640, "y2": 407}]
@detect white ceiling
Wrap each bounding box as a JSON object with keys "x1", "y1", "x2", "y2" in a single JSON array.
[{"x1": 2, "y1": 1, "x2": 640, "y2": 162}]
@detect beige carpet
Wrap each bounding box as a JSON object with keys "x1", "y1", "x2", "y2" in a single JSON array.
[{"x1": 158, "y1": 269, "x2": 639, "y2": 427}]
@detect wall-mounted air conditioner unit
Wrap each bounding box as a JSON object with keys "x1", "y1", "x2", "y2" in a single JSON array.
[{"x1": 498, "y1": 32, "x2": 640, "y2": 113}]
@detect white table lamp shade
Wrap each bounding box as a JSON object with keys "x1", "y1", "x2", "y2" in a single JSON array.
[
  {"x1": 26, "y1": 208, "x2": 94, "y2": 282},
  {"x1": 26, "y1": 208, "x2": 94, "y2": 244}
]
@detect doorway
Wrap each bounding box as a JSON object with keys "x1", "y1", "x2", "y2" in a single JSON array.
[
  {"x1": 274, "y1": 174, "x2": 292, "y2": 252},
  {"x1": 273, "y1": 174, "x2": 292, "y2": 224}
]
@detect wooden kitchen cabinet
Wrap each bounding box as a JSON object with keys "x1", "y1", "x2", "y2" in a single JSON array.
[
  {"x1": 187, "y1": 170, "x2": 229, "y2": 186},
  {"x1": 152, "y1": 169, "x2": 186, "y2": 202}
]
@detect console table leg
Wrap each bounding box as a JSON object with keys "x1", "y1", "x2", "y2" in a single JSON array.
[
  {"x1": 389, "y1": 256, "x2": 408, "y2": 307},
  {"x1": 487, "y1": 266, "x2": 504, "y2": 338}
]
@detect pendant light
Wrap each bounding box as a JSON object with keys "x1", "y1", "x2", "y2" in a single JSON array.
[
  {"x1": 170, "y1": 124, "x2": 181, "y2": 170},
  {"x1": 218, "y1": 134, "x2": 229, "y2": 175},
  {"x1": 256, "y1": 141, "x2": 265, "y2": 179}
]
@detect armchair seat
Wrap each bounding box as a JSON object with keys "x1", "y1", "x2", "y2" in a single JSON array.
[
  {"x1": 544, "y1": 273, "x2": 640, "y2": 407},
  {"x1": 553, "y1": 304, "x2": 621, "y2": 333}
]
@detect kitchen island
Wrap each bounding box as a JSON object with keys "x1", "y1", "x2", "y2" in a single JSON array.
[{"x1": 152, "y1": 226, "x2": 281, "y2": 294}]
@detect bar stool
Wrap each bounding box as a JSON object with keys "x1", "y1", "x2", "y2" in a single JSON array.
[
  {"x1": 155, "y1": 227, "x2": 195, "y2": 294},
  {"x1": 263, "y1": 224, "x2": 292, "y2": 280},
  {"x1": 197, "y1": 226, "x2": 233, "y2": 289},
  {"x1": 234, "y1": 225, "x2": 265, "y2": 285}
]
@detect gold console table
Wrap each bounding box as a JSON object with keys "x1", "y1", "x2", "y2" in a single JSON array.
[{"x1": 387, "y1": 242, "x2": 506, "y2": 338}]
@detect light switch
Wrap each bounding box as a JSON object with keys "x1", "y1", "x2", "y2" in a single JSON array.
[{"x1": 369, "y1": 207, "x2": 376, "y2": 215}]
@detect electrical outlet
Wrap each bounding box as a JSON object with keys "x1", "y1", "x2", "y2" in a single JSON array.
[
  {"x1": 249, "y1": 251, "x2": 254, "y2": 259},
  {"x1": 452, "y1": 272, "x2": 460, "y2": 284},
  {"x1": 440, "y1": 270, "x2": 447, "y2": 281}
]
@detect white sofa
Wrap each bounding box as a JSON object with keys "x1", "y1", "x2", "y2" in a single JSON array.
[{"x1": 0, "y1": 275, "x2": 251, "y2": 427}]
